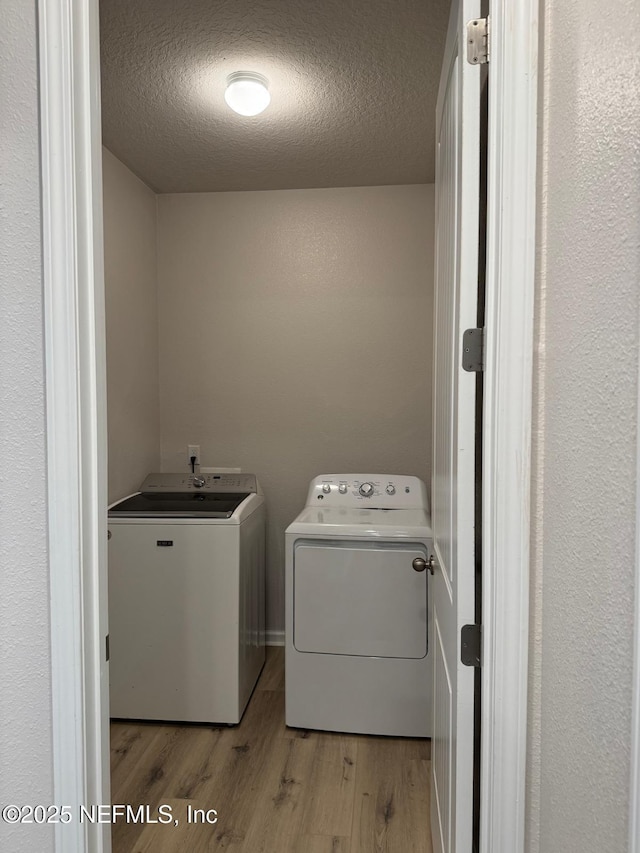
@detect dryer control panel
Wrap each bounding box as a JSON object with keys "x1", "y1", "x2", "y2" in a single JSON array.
[{"x1": 306, "y1": 474, "x2": 429, "y2": 510}]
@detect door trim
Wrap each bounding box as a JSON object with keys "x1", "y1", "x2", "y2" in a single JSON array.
[
  {"x1": 630, "y1": 270, "x2": 640, "y2": 851},
  {"x1": 39, "y1": 0, "x2": 109, "y2": 850},
  {"x1": 481, "y1": 3, "x2": 539, "y2": 853}
]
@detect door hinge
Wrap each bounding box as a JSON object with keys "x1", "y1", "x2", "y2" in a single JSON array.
[
  {"x1": 467, "y1": 17, "x2": 490, "y2": 65},
  {"x1": 462, "y1": 327, "x2": 484, "y2": 372},
  {"x1": 461, "y1": 624, "x2": 482, "y2": 667},
  {"x1": 106, "y1": 634, "x2": 110, "y2": 662}
]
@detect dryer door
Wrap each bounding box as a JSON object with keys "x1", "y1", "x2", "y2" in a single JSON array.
[{"x1": 293, "y1": 540, "x2": 428, "y2": 658}]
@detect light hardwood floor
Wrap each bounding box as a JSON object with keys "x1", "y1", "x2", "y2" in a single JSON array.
[{"x1": 110, "y1": 647, "x2": 432, "y2": 853}]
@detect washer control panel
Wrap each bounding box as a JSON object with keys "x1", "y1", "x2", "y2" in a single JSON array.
[
  {"x1": 306, "y1": 474, "x2": 429, "y2": 510},
  {"x1": 139, "y1": 473, "x2": 257, "y2": 494}
]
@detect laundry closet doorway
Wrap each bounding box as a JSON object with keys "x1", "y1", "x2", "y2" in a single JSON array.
[{"x1": 38, "y1": 2, "x2": 538, "y2": 852}]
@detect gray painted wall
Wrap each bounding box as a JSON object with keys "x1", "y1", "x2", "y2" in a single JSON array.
[
  {"x1": 103, "y1": 148, "x2": 161, "y2": 503},
  {"x1": 527, "y1": 0, "x2": 640, "y2": 850},
  {"x1": 156, "y1": 185, "x2": 434, "y2": 632},
  {"x1": 0, "y1": 3, "x2": 55, "y2": 851}
]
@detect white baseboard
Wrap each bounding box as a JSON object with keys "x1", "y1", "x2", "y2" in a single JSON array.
[{"x1": 265, "y1": 629, "x2": 285, "y2": 646}]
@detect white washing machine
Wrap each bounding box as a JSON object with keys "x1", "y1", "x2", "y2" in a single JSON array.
[
  {"x1": 108, "y1": 472, "x2": 265, "y2": 724},
  {"x1": 286, "y1": 474, "x2": 433, "y2": 738}
]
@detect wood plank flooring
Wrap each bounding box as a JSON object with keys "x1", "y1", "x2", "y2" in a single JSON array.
[{"x1": 110, "y1": 647, "x2": 432, "y2": 853}]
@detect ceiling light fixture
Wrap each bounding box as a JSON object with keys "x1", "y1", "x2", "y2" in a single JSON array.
[{"x1": 224, "y1": 71, "x2": 271, "y2": 117}]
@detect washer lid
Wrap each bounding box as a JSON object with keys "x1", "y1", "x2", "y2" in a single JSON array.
[
  {"x1": 286, "y1": 506, "x2": 432, "y2": 539},
  {"x1": 108, "y1": 491, "x2": 251, "y2": 518}
]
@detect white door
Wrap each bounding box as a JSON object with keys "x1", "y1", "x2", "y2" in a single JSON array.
[{"x1": 431, "y1": 0, "x2": 481, "y2": 851}]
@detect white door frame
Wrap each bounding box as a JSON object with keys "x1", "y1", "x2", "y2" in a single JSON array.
[
  {"x1": 630, "y1": 211, "x2": 640, "y2": 852},
  {"x1": 481, "y1": 3, "x2": 538, "y2": 852},
  {"x1": 631, "y1": 338, "x2": 640, "y2": 853},
  {"x1": 39, "y1": 0, "x2": 110, "y2": 851},
  {"x1": 38, "y1": 1, "x2": 538, "y2": 851}
]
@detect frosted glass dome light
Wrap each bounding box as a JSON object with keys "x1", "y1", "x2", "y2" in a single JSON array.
[{"x1": 224, "y1": 72, "x2": 271, "y2": 117}]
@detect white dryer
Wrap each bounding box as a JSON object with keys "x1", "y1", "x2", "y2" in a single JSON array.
[
  {"x1": 285, "y1": 474, "x2": 433, "y2": 738},
  {"x1": 108, "y1": 472, "x2": 265, "y2": 724}
]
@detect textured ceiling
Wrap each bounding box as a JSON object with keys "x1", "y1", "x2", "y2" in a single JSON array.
[{"x1": 100, "y1": 0, "x2": 450, "y2": 193}]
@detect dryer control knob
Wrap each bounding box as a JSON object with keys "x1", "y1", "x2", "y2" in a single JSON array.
[
  {"x1": 359, "y1": 482, "x2": 374, "y2": 497},
  {"x1": 322, "y1": 484, "x2": 331, "y2": 494},
  {"x1": 386, "y1": 484, "x2": 396, "y2": 495},
  {"x1": 339, "y1": 484, "x2": 348, "y2": 494},
  {"x1": 192, "y1": 476, "x2": 205, "y2": 488}
]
